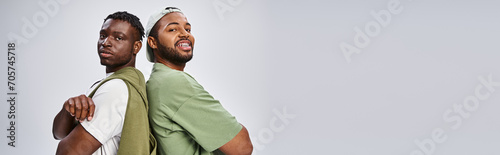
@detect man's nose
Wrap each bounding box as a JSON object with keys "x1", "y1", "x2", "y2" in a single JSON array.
[
  {"x1": 179, "y1": 29, "x2": 189, "y2": 38},
  {"x1": 101, "y1": 37, "x2": 112, "y2": 47}
]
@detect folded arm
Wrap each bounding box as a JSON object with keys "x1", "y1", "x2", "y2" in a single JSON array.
[
  {"x1": 52, "y1": 94, "x2": 95, "y2": 140},
  {"x1": 56, "y1": 124, "x2": 101, "y2": 155},
  {"x1": 219, "y1": 124, "x2": 253, "y2": 155}
]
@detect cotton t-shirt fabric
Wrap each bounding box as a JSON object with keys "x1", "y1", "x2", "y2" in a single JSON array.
[
  {"x1": 81, "y1": 73, "x2": 128, "y2": 155},
  {"x1": 147, "y1": 63, "x2": 242, "y2": 155}
]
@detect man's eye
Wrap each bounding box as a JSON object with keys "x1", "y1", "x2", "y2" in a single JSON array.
[
  {"x1": 169, "y1": 29, "x2": 176, "y2": 32},
  {"x1": 185, "y1": 29, "x2": 191, "y2": 32},
  {"x1": 99, "y1": 35, "x2": 105, "y2": 39},
  {"x1": 115, "y1": 37, "x2": 122, "y2": 41}
]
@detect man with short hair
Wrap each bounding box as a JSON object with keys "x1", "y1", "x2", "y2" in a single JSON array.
[
  {"x1": 145, "y1": 7, "x2": 253, "y2": 155},
  {"x1": 52, "y1": 11, "x2": 156, "y2": 155}
]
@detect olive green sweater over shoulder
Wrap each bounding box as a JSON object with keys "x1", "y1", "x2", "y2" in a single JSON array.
[{"x1": 88, "y1": 67, "x2": 157, "y2": 155}]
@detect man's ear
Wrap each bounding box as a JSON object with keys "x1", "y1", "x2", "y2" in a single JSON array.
[
  {"x1": 147, "y1": 36, "x2": 157, "y2": 51},
  {"x1": 133, "y1": 41, "x2": 142, "y2": 55}
]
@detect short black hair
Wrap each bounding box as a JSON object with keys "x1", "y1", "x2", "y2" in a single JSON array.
[
  {"x1": 104, "y1": 11, "x2": 145, "y2": 41},
  {"x1": 149, "y1": 7, "x2": 181, "y2": 40}
]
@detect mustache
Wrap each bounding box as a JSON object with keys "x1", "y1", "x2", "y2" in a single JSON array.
[
  {"x1": 98, "y1": 48, "x2": 113, "y2": 54},
  {"x1": 175, "y1": 39, "x2": 192, "y2": 45}
]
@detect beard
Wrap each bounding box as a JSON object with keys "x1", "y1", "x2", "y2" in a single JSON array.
[{"x1": 157, "y1": 42, "x2": 193, "y2": 65}]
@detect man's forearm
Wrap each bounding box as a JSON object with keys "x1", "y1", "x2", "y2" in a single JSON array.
[
  {"x1": 219, "y1": 124, "x2": 253, "y2": 155},
  {"x1": 56, "y1": 125, "x2": 102, "y2": 155},
  {"x1": 52, "y1": 107, "x2": 77, "y2": 140}
]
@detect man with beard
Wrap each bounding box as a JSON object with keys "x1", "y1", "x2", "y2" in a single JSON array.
[
  {"x1": 145, "y1": 7, "x2": 253, "y2": 155},
  {"x1": 52, "y1": 11, "x2": 156, "y2": 155}
]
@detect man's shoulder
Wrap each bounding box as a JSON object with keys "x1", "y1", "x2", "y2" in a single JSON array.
[
  {"x1": 147, "y1": 65, "x2": 206, "y2": 101},
  {"x1": 148, "y1": 64, "x2": 198, "y2": 87},
  {"x1": 92, "y1": 79, "x2": 128, "y2": 96},
  {"x1": 89, "y1": 78, "x2": 127, "y2": 94},
  {"x1": 99, "y1": 79, "x2": 127, "y2": 88},
  {"x1": 110, "y1": 67, "x2": 145, "y2": 84},
  {"x1": 149, "y1": 71, "x2": 200, "y2": 94}
]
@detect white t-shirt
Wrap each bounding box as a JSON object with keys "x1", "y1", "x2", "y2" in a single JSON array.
[{"x1": 81, "y1": 73, "x2": 128, "y2": 155}]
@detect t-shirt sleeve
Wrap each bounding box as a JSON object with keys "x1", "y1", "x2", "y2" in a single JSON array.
[
  {"x1": 81, "y1": 79, "x2": 129, "y2": 144},
  {"x1": 173, "y1": 90, "x2": 242, "y2": 152}
]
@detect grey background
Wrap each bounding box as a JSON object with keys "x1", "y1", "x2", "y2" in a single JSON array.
[{"x1": 1, "y1": 0, "x2": 499, "y2": 154}]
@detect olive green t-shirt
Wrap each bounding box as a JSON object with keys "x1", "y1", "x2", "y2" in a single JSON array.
[{"x1": 147, "y1": 63, "x2": 242, "y2": 155}]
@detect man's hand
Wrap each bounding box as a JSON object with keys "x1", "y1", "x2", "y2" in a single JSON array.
[
  {"x1": 64, "y1": 94, "x2": 95, "y2": 122},
  {"x1": 53, "y1": 94, "x2": 95, "y2": 140}
]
